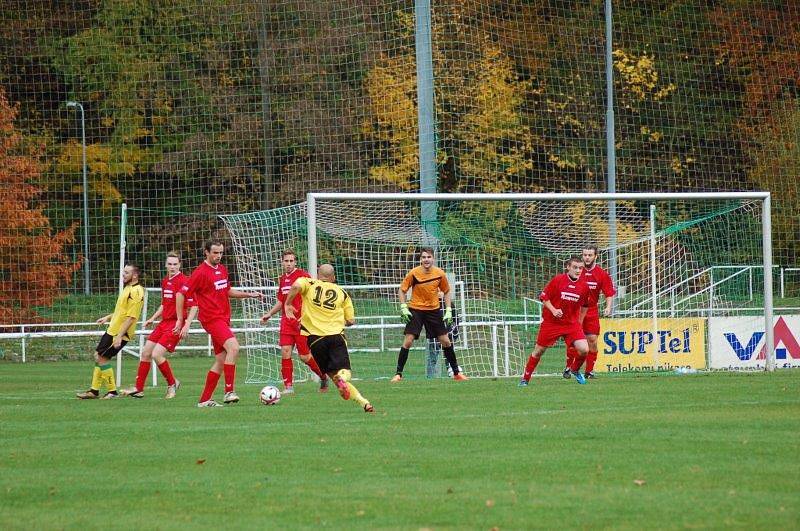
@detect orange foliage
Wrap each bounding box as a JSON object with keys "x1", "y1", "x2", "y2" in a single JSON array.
[{"x1": 0, "y1": 87, "x2": 82, "y2": 324}]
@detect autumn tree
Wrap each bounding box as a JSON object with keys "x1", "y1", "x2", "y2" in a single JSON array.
[{"x1": 0, "y1": 88, "x2": 81, "y2": 324}]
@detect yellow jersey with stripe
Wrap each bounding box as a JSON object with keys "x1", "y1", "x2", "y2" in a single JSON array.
[
  {"x1": 106, "y1": 283, "x2": 145, "y2": 340},
  {"x1": 295, "y1": 277, "x2": 354, "y2": 336},
  {"x1": 400, "y1": 265, "x2": 450, "y2": 311}
]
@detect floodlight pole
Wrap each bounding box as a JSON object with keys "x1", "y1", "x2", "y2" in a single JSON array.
[
  {"x1": 415, "y1": 0, "x2": 438, "y2": 242},
  {"x1": 604, "y1": 0, "x2": 619, "y2": 311},
  {"x1": 66, "y1": 101, "x2": 91, "y2": 294}
]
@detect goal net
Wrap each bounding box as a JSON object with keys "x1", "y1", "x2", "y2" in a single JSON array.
[{"x1": 221, "y1": 192, "x2": 773, "y2": 383}]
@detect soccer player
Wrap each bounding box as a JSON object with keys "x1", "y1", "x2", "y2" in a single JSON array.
[
  {"x1": 519, "y1": 256, "x2": 590, "y2": 386},
  {"x1": 284, "y1": 263, "x2": 374, "y2": 413},
  {"x1": 563, "y1": 245, "x2": 616, "y2": 380},
  {"x1": 120, "y1": 252, "x2": 197, "y2": 399},
  {"x1": 76, "y1": 264, "x2": 145, "y2": 399},
  {"x1": 392, "y1": 247, "x2": 467, "y2": 382},
  {"x1": 178, "y1": 239, "x2": 264, "y2": 407},
  {"x1": 260, "y1": 250, "x2": 329, "y2": 394}
]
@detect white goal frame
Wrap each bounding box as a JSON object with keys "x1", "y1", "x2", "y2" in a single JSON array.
[{"x1": 306, "y1": 191, "x2": 776, "y2": 372}]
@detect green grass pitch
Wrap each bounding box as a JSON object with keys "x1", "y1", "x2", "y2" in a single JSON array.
[{"x1": 1, "y1": 359, "x2": 798, "y2": 529}]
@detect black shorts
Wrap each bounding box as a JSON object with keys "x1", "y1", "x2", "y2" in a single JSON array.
[
  {"x1": 404, "y1": 308, "x2": 448, "y2": 340},
  {"x1": 306, "y1": 334, "x2": 351, "y2": 374},
  {"x1": 95, "y1": 333, "x2": 128, "y2": 359}
]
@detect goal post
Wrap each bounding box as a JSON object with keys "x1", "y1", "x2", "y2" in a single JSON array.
[
  {"x1": 220, "y1": 190, "x2": 775, "y2": 383},
  {"x1": 305, "y1": 192, "x2": 775, "y2": 373}
]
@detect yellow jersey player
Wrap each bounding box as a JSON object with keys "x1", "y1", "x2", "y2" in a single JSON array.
[
  {"x1": 284, "y1": 264, "x2": 374, "y2": 413},
  {"x1": 77, "y1": 264, "x2": 145, "y2": 399}
]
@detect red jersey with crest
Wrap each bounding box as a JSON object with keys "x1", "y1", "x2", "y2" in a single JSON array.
[
  {"x1": 182, "y1": 261, "x2": 231, "y2": 323},
  {"x1": 160, "y1": 272, "x2": 194, "y2": 321},
  {"x1": 277, "y1": 268, "x2": 311, "y2": 334},
  {"x1": 539, "y1": 273, "x2": 590, "y2": 325},
  {"x1": 580, "y1": 264, "x2": 616, "y2": 317}
]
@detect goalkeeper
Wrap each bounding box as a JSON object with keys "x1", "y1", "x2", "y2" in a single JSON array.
[{"x1": 392, "y1": 247, "x2": 468, "y2": 382}]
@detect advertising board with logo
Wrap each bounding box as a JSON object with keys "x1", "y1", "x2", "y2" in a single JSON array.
[
  {"x1": 598, "y1": 318, "x2": 706, "y2": 372},
  {"x1": 708, "y1": 315, "x2": 800, "y2": 370}
]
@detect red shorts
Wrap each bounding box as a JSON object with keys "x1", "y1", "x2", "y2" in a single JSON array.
[
  {"x1": 147, "y1": 320, "x2": 182, "y2": 353},
  {"x1": 201, "y1": 319, "x2": 236, "y2": 355},
  {"x1": 536, "y1": 321, "x2": 586, "y2": 348},
  {"x1": 279, "y1": 332, "x2": 310, "y2": 355},
  {"x1": 582, "y1": 313, "x2": 601, "y2": 336}
]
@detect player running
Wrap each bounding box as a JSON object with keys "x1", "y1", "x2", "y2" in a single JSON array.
[
  {"x1": 564, "y1": 245, "x2": 616, "y2": 379},
  {"x1": 260, "y1": 250, "x2": 329, "y2": 394},
  {"x1": 284, "y1": 264, "x2": 374, "y2": 413},
  {"x1": 120, "y1": 252, "x2": 196, "y2": 399},
  {"x1": 178, "y1": 240, "x2": 264, "y2": 407},
  {"x1": 519, "y1": 256, "x2": 590, "y2": 386}
]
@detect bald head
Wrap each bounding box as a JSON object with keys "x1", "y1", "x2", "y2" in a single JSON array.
[{"x1": 317, "y1": 264, "x2": 335, "y2": 281}]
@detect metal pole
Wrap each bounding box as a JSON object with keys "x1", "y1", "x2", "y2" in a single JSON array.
[
  {"x1": 415, "y1": 0, "x2": 438, "y2": 240},
  {"x1": 762, "y1": 195, "x2": 775, "y2": 372},
  {"x1": 116, "y1": 203, "x2": 127, "y2": 387},
  {"x1": 605, "y1": 0, "x2": 618, "y2": 312},
  {"x1": 307, "y1": 195, "x2": 318, "y2": 277},
  {"x1": 650, "y1": 205, "x2": 658, "y2": 367},
  {"x1": 67, "y1": 101, "x2": 91, "y2": 294}
]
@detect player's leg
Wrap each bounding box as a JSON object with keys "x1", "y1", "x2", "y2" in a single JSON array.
[
  {"x1": 567, "y1": 334, "x2": 590, "y2": 384},
  {"x1": 436, "y1": 332, "x2": 467, "y2": 380},
  {"x1": 221, "y1": 335, "x2": 241, "y2": 403},
  {"x1": 150, "y1": 340, "x2": 180, "y2": 398},
  {"x1": 564, "y1": 345, "x2": 577, "y2": 379},
  {"x1": 520, "y1": 343, "x2": 547, "y2": 386},
  {"x1": 198, "y1": 325, "x2": 229, "y2": 406},
  {"x1": 78, "y1": 334, "x2": 123, "y2": 399},
  {"x1": 584, "y1": 334, "x2": 599, "y2": 378},
  {"x1": 394, "y1": 309, "x2": 424, "y2": 381},
  {"x1": 121, "y1": 340, "x2": 156, "y2": 397},
  {"x1": 327, "y1": 336, "x2": 373, "y2": 413},
  {"x1": 279, "y1": 341, "x2": 295, "y2": 393},
  {"x1": 296, "y1": 334, "x2": 328, "y2": 391}
]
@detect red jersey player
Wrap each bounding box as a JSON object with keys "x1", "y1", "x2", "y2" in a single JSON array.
[
  {"x1": 260, "y1": 250, "x2": 328, "y2": 393},
  {"x1": 177, "y1": 239, "x2": 264, "y2": 407},
  {"x1": 564, "y1": 245, "x2": 616, "y2": 379},
  {"x1": 121, "y1": 252, "x2": 197, "y2": 399},
  {"x1": 520, "y1": 256, "x2": 591, "y2": 386}
]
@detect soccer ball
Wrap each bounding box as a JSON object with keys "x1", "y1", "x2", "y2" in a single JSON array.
[
  {"x1": 259, "y1": 385, "x2": 281, "y2": 405},
  {"x1": 447, "y1": 365, "x2": 463, "y2": 378}
]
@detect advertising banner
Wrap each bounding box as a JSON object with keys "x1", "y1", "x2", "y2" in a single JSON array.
[
  {"x1": 597, "y1": 318, "x2": 706, "y2": 372},
  {"x1": 708, "y1": 315, "x2": 800, "y2": 370}
]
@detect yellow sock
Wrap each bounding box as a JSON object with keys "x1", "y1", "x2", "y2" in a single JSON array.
[
  {"x1": 346, "y1": 382, "x2": 369, "y2": 408},
  {"x1": 334, "y1": 369, "x2": 352, "y2": 383},
  {"x1": 99, "y1": 364, "x2": 116, "y2": 392},
  {"x1": 90, "y1": 365, "x2": 102, "y2": 391}
]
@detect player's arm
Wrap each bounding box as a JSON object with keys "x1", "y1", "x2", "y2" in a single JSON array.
[
  {"x1": 398, "y1": 272, "x2": 413, "y2": 322},
  {"x1": 144, "y1": 305, "x2": 164, "y2": 328},
  {"x1": 178, "y1": 305, "x2": 198, "y2": 339},
  {"x1": 602, "y1": 295, "x2": 614, "y2": 317},
  {"x1": 229, "y1": 288, "x2": 264, "y2": 301},
  {"x1": 442, "y1": 288, "x2": 453, "y2": 325},
  {"x1": 261, "y1": 300, "x2": 283, "y2": 323},
  {"x1": 579, "y1": 305, "x2": 589, "y2": 324},
  {"x1": 112, "y1": 316, "x2": 137, "y2": 348},
  {"x1": 283, "y1": 279, "x2": 305, "y2": 320},
  {"x1": 96, "y1": 313, "x2": 113, "y2": 325},
  {"x1": 602, "y1": 274, "x2": 616, "y2": 317},
  {"x1": 343, "y1": 291, "x2": 355, "y2": 327},
  {"x1": 539, "y1": 279, "x2": 563, "y2": 319}
]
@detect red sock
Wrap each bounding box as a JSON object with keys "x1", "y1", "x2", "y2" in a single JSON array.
[
  {"x1": 157, "y1": 360, "x2": 176, "y2": 386},
  {"x1": 570, "y1": 352, "x2": 587, "y2": 372},
  {"x1": 281, "y1": 358, "x2": 293, "y2": 388},
  {"x1": 223, "y1": 363, "x2": 236, "y2": 393},
  {"x1": 199, "y1": 370, "x2": 221, "y2": 403},
  {"x1": 135, "y1": 361, "x2": 150, "y2": 392},
  {"x1": 585, "y1": 351, "x2": 598, "y2": 373},
  {"x1": 523, "y1": 355, "x2": 541, "y2": 381},
  {"x1": 565, "y1": 346, "x2": 577, "y2": 370},
  {"x1": 303, "y1": 356, "x2": 325, "y2": 379}
]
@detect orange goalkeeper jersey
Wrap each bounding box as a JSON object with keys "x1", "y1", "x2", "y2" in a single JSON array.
[{"x1": 400, "y1": 266, "x2": 450, "y2": 311}]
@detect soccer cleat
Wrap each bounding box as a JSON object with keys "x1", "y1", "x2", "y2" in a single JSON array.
[
  {"x1": 76, "y1": 389, "x2": 99, "y2": 400},
  {"x1": 390, "y1": 374, "x2": 403, "y2": 383},
  {"x1": 164, "y1": 379, "x2": 181, "y2": 399},
  {"x1": 197, "y1": 399, "x2": 223, "y2": 408},
  {"x1": 453, "y1": 373, "x2": 468, "y2": 381},
  {"x1": 223, "y1": 391, "x2": 240, "y2": 404},
  {"x1": 364, "y1": 403, "x2": 375, "y2": 413},
  {"x1": 126, "y1": 390, "x2": 144, "y2": 398},
  {"x1": 319, "y1": 378, "x2": 329, "y2": 393},
  {"x1": 119, "y1": 386, "x2": 140, "y2": 396},
  {"x1": 282, "y1": 386, "x2": 295, "y2": 395},
  {"x1": 562, "y1": 368, "x2": 572, "y2": 379},
  {"x1": 101, "y1": 391, "x2": 119, "y2": 399},
  {"x1": 585, "y1": 371, "x2": 596, "y2": 379},
  {"x1": 571, "y1": 371, "x2": 587, "y2": 385},
  {"x1": 518, "y1": 379, "x2": 529, "y2": 387},
  {"x1": 335, "y1": 378, "x2": 351, "y2": 400}
]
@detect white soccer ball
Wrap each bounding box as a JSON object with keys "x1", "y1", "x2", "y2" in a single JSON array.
[
  {"x1": 259, "y1": 385, "x2": 281, "y2": 405},
  {"x1": 447, "y1": 365, "x2": 463, "y2": 377}
]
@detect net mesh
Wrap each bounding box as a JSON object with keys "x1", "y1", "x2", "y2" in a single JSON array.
[
  {"x1": 0, "y1": 0, "x2": 795, "y2": 365},
  {"x1": 222, "y1": 197, "x2": 765, "y2": 382}
]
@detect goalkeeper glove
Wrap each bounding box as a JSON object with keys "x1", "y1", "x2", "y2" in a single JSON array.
[
  {"x1": 400, "y1": 303, "x2": 412, "y2": 324},
  {"x1": 443, "y1": 307, "x2": 453, "y2": 326}
]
